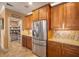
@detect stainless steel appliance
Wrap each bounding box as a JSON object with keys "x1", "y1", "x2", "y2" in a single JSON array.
[{"x1": 32, "y1": 20, "x2": 47, "y2": 57}]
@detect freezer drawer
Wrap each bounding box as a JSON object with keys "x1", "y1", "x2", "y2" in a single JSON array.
[
  {"x1": 38, "y1": 45, "x2": 46, "y2": 57},
  {"x1": 32, "y1": 43, "x2": 46, "y2": 57},
  {"x1": 32, "y1": 44, "x2": 40, "y2": 56}
]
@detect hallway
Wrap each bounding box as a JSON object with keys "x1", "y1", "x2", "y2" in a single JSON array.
[{"x1": 0, "y1": 41, "x2": 36, "y2": 57}]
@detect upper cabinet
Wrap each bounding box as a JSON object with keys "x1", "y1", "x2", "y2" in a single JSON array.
[
  {"x1": 25, "y1": 16, "x2": 30, "y2": 29},
  {"x1": 23, "y1": 16, "x2": 28, "y2": 29},
  {"x1": 39, "y1": 5, "x2": 47, "y2": 19},
  {"x1": 23, "y1": 3, "x2": 79, "y2": 30},
  {"x1": 64, "y1": 3, "x2": 79, "y2": 30},
  {"x1": 51, "y1": 2, "x2": 79, "y2": 30},
  {"x1": 29, "y1": 14, "x2": 32, "y2": 29},
  {"x1": 32, "y1": 4, "x2": 51, "y2": 30},
  {"x1": 51, "y1": 3, "x2": 64, "y2": 29},
  {"x1": 23, "y1": 14, "x2": 32, "y2": 29},
  {"x1": 39, "y1": 5, "x2": 51, "y2": 30},
  {"x1": 32, "y1": 9, "x2": 39, "y2": 21}
]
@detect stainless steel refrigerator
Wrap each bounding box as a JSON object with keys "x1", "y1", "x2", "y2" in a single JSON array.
[{"x1": 32, "y1": 20, "x2": 48, "y2": 57}]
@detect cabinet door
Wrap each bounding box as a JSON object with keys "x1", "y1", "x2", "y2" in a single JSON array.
[
  {"x1": 32, "y1": 10, "x2": 39, "y2": 21},
  {"x1": 29, "y1": 15, "x2": 32, "y2": 29},
  {"x1": 23, "y1": 16, "x2": 29, "y2": 29},
  {"x1": 23, "y1": 17, "x2": 26, "y2": 30},
  {"x1": 24, "y1": 15, "x2": 32, "y2": 29},
  {"x1": 22, "y1": 35, "x2": 27, "y2": 47},
  {"x1": 26, "y1": 36, "x2": 32, "y2": 50},
  {"x1": 39, "y1": 6, "x2": 47, "y2": 19},
  {"x1": 62, "y1": 43, "x2": 79, "y2": 57},
  {"x1": 48, "y1": 41, "x2": 62, "y2": 57},
  {"x1": 39, "y1": 5, "x2": 51, "y2": 30},
  {"x1": 64, "y1": 3, "x2": 79, "y2": 30},
  {"x1": 51, "y1": 4, "x2": 64, "y2": 29}
]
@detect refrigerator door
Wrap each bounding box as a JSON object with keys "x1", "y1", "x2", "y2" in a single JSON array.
[
  {"x1": 32, "y1": 21, "x2": 39, "y2": 40},
  {"x1": 38, "y1": 45, "x2": 46, "y2": 57},
  {"x1": 32, "y1": 43, "x2": 39, "y2": 55},
  {"x1": 36, "y1": 20, "x2": 47, "y2": 41},
  {"x1": 38, "y1": 21, "x2": 43, "y2": 41}
]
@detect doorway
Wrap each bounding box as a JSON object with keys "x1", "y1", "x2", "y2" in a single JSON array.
[{"x1": 8, "y1": 17, "x2": 22, "y2": 48}]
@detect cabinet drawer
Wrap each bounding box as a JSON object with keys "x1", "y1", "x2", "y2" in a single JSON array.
[
  {"x1": 48, "y1": 41, "x2": 61, "y2": 48},
  {"x1": 26, "y1": 37, "x2": 32, "y2": 50}
]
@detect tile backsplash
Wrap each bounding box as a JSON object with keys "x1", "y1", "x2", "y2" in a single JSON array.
[{"x1": 54, "y1": 30, "x2": 79, "y2": 41}]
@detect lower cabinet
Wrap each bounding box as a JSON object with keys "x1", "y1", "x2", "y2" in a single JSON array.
[
  {"x1": 62, "y1": 43, "x2": 79, "y2": 57},
  {"x1": 48, "y1": 41, "x2": 79, "y2": 57},
  {"x1": 22, "y1": 35, "x2": 32, "y2": 50},
  {"x1": 48, "y1": 41, "x2": 62, "y2": 57},
  {"x1": 22, "y1": 35, "x2": 27, "y2": 47},
  {"x1": 26, "y1": 36, "x2": 32, "y2": 50}
]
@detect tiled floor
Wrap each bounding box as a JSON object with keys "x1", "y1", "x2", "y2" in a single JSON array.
[{"x1": 0, "y1": 41, "x2": 36, "y2": 57}]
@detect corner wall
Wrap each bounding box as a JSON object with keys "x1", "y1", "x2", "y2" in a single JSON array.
[
  {"x1": 0, "y1": 5, "x2": 5, "y2": 49},
  {"x1": 4, "y1": 8, "x2": 25, "y2": 49},
  {"x1": 0, "y1": 6, "x2": 25, "y2": 50}
]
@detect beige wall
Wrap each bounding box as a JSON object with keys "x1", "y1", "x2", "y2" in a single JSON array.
[
  {"x1": 0, "y1": 5, "x2": 5, "y2": 49},
  {"x1": 4, "y1": 8, "x2": 25, "y2": 49}
]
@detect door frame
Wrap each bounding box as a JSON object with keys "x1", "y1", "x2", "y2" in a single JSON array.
[{"x1": 8, "y1": 17, "x2": 22, "y2": 47}]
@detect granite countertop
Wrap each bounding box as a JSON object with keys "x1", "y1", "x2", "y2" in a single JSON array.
[
  {"x1": 21, "y1": 30, "x2": 32, "y2": 37},
  {"x1": 49, "y1": 38, "x2": 79, "y2": 46}
]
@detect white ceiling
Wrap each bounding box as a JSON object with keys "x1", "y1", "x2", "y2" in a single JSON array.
[{"x1": 0, "y1": 2, "x2": 51, "y2": 15}]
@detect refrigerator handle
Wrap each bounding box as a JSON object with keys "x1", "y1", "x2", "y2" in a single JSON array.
[{"x1": 32, "y1": 30, "x2": 35, "y2": 36}]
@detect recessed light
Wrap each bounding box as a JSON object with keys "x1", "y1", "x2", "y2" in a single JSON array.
[{"x1": 28, "y1": 2, "x2": 32, "y2": 5}]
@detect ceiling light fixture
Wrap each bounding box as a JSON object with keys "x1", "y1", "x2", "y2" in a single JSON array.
[{"x1": 28, "y1": 2, "x2": 32, "y2": 5}]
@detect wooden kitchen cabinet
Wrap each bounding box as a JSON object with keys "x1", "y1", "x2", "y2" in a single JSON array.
[
  {"x1": 32, "y1": 4, "x2": 51, "y2": 30},
  {"x1": 26, "y1": 36, "x2": 32, "y2": 50},
  {"x1": 48, "y1": 41, "x2": 79, "y2": 57},
  {"x1": 39, "y1": 5, "x2": 51, "y2": 30},
  {"x1": 22, "y1": 35, "x2": 27, "y2": 47},
  {"x1": 25, "y1": 16, "x2": 30, "y2": 29},
  {"x1": 64, "y1": 3, "x2": 79, "y2": 30},
  {"x1": 48, "y1": 41, "x2": 62, "y2": 57},
  {"x1": 22, "y1": 35, "x2": 32, "y2": 50},
  {"x1": 23, "y1": 15, "x2": 32, "y2": 29},
  {"x1": 32, "y1": 9, "x2": 39, "y2": 21},
  {"x1": 51, "y1": 3, "x2": 64, "y2": 29},
  {"x1": 29, "y1": 14, "x2": 32, "y2": 29},
  {"x1": 51, "y1": 2, "x2": 79, "y2": 30},
  {"x1": 62, "y1": 43, "x2": 79, "y2": 57},
  {"x1": 39, "y1": 5, "x2": 47, "y2": 19}
]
